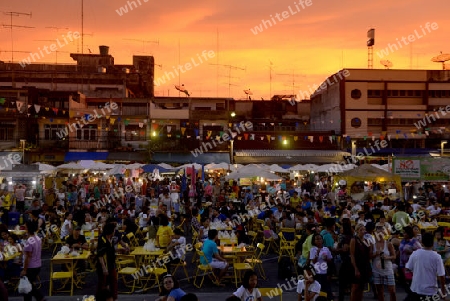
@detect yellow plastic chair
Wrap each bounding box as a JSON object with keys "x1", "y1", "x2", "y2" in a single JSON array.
[
  {"x1": 117, "y1": 254, "x2": 142, "y2": 293},
  {"x1": 191, "y1": 242, "x2": 203, "y2": 263},
  {"x1": 278, "y1": 228, "x2": 296, "y2": 262},
  {"x1": 51, "y1": 229, "x2": 65, "y2": 257},
  {"x1": 193, "y1": 250, "x2": 218, "y2": 288},
  {"x1": 233, "y1": 256, "x2": 253, "y2": 288},
  {"x1": 259, "y1": 287, "x2": 283, "y2": 301},
  {"x1": 126, "y1": 232, "x2": 139, "y2": 249},
  {"x1": 171, "y1": 259, "x2": 190, "y2": 282},
  {"x1": 245, "y1": 243, "x2": 266, "y2": 280},
  {"x1": 49, "y1": 258, "x2": 74, "y2": 296}
]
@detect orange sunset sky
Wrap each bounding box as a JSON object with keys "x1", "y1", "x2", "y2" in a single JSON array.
[{"x1": 1, "y1": 0, "x2": 450, "y2": 99}]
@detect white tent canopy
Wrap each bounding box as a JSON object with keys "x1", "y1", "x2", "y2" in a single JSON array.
[
  {"x1": 268, "y1": 164, "x2": 289, "y2": 173},
  {"x1": 225, "y1": 165, "x2": 282, "y2": 181},
  {"x1": 288, "y1": 163, "x2": 319, "y2": 171},
  {"x1": 313, "y1": 163, "x2": 357, "y2": 173}
]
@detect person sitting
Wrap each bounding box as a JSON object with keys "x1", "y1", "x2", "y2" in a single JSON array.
[
  {"x1": 297, "y1": 265, "x2": 321, "y2": 301},
  {"x1": 201, "y1": 229, "x2": 229, "y2": 285},
  {"x1": 165, "y1": 228, "x2": 187, "y2": 273},
  {"x1": 65, "y1": 226, "x2": 88, "y2": 251},
  {"x1": 155, "y1": 274, "x2": 186, "y2": 301},
  {"x1": 156, "y1": 214, "x2": 174, "y2": 249},
  {"x1": 60, "y1": 212, "x2": 73, "y2": 240}
]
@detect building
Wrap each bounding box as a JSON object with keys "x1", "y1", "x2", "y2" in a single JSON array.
[
  {"x1": 0, "y1": 47, "x2": 356, "y2": 165},
  {"x1": 310, "y1": 69, "x2": 450, "y2": 159}
]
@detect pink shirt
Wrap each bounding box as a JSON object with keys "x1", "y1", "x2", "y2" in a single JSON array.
[{"x1": 23, "y1": 235, "x2": 42, "y2": 268}]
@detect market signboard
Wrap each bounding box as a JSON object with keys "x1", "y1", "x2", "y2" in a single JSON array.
[{"x1": 393, "y1": 157, "x2": 450, "y2": 181}]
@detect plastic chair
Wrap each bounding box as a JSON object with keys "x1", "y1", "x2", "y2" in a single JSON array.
[
  {"x1": 193, "y1": 250, "x2": 218, "y2": 288},
  {"x1": 116, "y1": 254, "x2": 142, "y2": 293},
  {"x1": 245, "y1": 243, "x2": 266, "y2": 280},
  {"x1": 49, "y1": 258, "x2": 74, "y2": 296},
  {"x1": 278, "y1": 228, "x2": 296, "y2": 262},
  {"x1": 259, "y1": 287, "x2": 282, "y2": 301}
]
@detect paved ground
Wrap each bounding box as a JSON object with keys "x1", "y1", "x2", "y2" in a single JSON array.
[{"x1": 5, "y1": 229, "x2": 413, "y2": 300}]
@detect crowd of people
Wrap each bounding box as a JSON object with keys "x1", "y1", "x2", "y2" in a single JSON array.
[{"x1": 0, "y1": 172, "x2": 448, "y2": 301}]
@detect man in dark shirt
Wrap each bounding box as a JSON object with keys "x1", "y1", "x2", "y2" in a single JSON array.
[
  {"x1": 97, "y1": 222, "x2": 118, "y2": 300},
  {"x1": 65, "y1": 226, "x2": 88, "y2": 250}
]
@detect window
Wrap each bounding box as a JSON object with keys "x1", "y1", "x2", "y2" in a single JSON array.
[
  {"x1": 44, "y1": 124, "x2": 66, "y2": 140},
  {"x1": 351, "y1": 118, "x2": 362, "y2": 128},
  {"x1": 351, "y1": 89, "x2": 362, "y2": 99},
  {"x1": 125, "y1": 125, "x2": 146, "y2": 141},
  {"x1": 0, "y1": 124, "x2": 14, "y2": 141},
  {"x1": 76, "y1": 126, "x2": 97, "y2": 141},
  {"x1": 216, "y1": 103, "x2": 225, "y2": 110}
]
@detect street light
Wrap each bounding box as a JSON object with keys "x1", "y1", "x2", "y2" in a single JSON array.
[
  {"x1": 442, "y1": 141, "x2": 448, "y2": 156},
  {"x1": 20, "y1": 139, "x2": 26, "y2": 164},
  {"x1": 230, "y1": 139, "x2": 234, "y2": 164}
]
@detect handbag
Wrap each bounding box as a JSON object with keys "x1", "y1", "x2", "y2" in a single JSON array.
[
  {"x1": 18, "y1": 276, "x2": 32, "y2": 294},
  {"x1": 402, "y1": 268, "x2": 413, "y2": 281}
]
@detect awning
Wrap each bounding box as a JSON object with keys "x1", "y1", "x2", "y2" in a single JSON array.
[
  {"x1": 107, "y1": 152, "x2": 147, "y2": 162},
  {"x1": 64, "y1": 152, "x2": 109, "y2": 162},
  {"x1": 234, "y1": 149, "x2": 350, "y2": 164},
  {"x1": 152, "y1": 152, "x2": 230, "y2": 164},
  {"x1": 356, "y1": 148, "x2": 435, "y2": 157}
]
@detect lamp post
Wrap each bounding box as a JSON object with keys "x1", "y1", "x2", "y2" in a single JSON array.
[
  {"x1": 20, "y1": 139, "x2": 26, "y2": 164},
  {"x1": 230, "y1": 139, "x2": 234, "y2": 164},
  {"x1": 441, "y1": 141, "x2": 448, "y2": 156}
]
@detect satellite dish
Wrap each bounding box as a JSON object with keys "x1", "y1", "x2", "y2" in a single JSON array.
[
  {"x1": 431, "y1": 52, "x2": 450, "y2": 70},
  {"x1": 380, "y1": 60, "x2": 393, "y2": 69},
  {"x1": 243, "y1": 89, "x2": 253, "y2": 95}
]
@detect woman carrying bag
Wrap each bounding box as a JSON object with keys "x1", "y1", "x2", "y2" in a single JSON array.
[{"x1": 21, "y1": 220, "x2": 46, "y2": 301}]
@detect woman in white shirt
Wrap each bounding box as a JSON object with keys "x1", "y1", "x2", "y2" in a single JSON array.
[
  {"x1": 233, "y1": 270, "x2": 262, "y2": 301},
  {"x1": 297, "y1": 266, "x2": 321, "y2": 301},
  {"x1": 309, "y1": 233, "x2": 333, "y2": 300},
  {"x1": 139, "y1": 207, "x2": 150, "y2": 228}
]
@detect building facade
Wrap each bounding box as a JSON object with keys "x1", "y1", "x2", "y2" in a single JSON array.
[{"x1": 310, "y1": 69, "x2": 450, "y2": 158}]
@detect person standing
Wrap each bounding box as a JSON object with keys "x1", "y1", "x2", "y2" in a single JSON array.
[
  {"x1": 372, "y1": 225, "x2": 396, "y2": 301},
  {"x1": 350, "y1": 223, "x2": 372, "y2": 301},
  {"x1": 15, "y1": 184, "x2": 26, "y2": 213},
  {"x1": 97, "y1": 222, "x2": 118, "y2": 301},
  {"x1": 405, "y1": 232, "x2": 446, "y2": 301},
  {"x1": 21, "y1": 220, "x2": 45, "y2": 301}
]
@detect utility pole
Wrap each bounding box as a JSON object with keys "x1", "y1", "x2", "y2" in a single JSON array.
[
  {"x1": 2, "y1": 11, "x2": 33, "y2": 63},
  {"x1": 276, "y1": 70, "x2": 306, "y2": 95},
  {"x1": 209, "y1": 63, "x2": 246, "y2": 98},
  {"x1": 268, "y1": 60, "x2": 274, "y2": 100}
]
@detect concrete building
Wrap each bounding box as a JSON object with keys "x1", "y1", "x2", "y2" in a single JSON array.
[{"x1": 310, "y1": 69, "x2": 450, "y2": 158}]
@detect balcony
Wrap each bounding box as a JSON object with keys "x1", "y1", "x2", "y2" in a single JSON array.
[{"x1": 190, "y1": 110, "x2": 228, "y2": 120}]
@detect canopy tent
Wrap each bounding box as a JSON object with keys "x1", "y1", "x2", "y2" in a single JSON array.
[
  {"x1": 204, "y1": 162, "x2": 233, "y2": 171},
  {"x1": 158, "y1": 163, "x2": 175, "y2": 170},
  {"x1": 333, "y1": 164, "x2": 402, "y2": 196},
  {"x1": 142, "y1": 164, "x2": 174, "y2": 173},
  {"x1": 33, "y1": 163, "x2": 57, "y2": 175},
  {"x1": 225, "y1": 165, "x2": 282, "y2": 181},
  {"x1": 288, "y1": 163, "x2": 319, "y2": 171},
  {"x1": 267, "y1": 164, "x2": 289, "y2": 173},
  {"x1": 78, "y1": 160, "x2": 114, "y2": 170},
  {"x1": 313, "y1": 163, "x2": 357, "y2": 173}
]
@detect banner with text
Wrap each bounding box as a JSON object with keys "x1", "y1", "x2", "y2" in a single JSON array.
[{"x1": 393, "y1": 157, "x2": 450, "y2": 181}]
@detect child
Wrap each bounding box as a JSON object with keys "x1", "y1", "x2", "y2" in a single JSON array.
[
  {"x1": 232, "y1": 270, "x2": 262, "y2": 301},
  {"x1": 297, "y1": 265, "x2": 321, "y2": 301}
]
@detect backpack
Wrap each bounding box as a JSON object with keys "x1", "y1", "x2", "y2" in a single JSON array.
[{"x1": 278, "y1": 257, "x2": 293, "y2": 279}]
